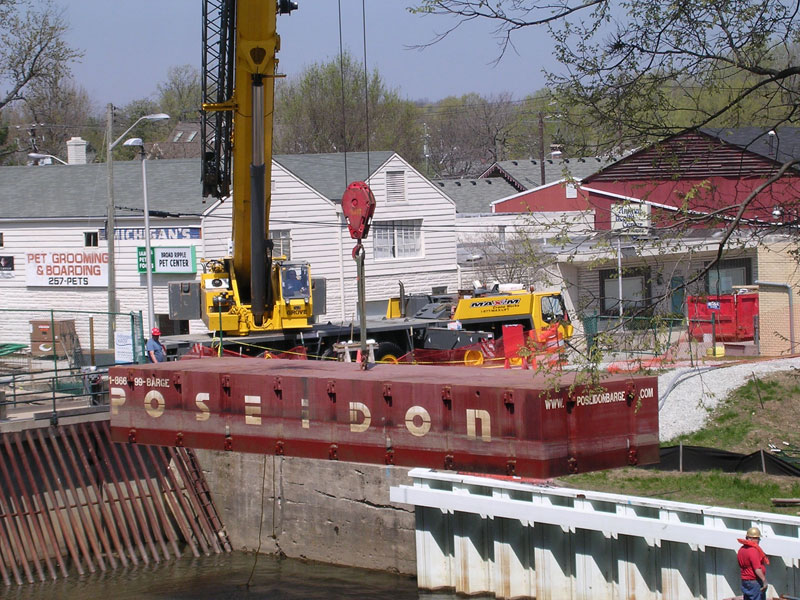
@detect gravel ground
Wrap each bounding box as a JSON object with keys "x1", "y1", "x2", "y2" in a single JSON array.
[{"x1": 657, "y1": 357, "x2": 800, "y2": 441}]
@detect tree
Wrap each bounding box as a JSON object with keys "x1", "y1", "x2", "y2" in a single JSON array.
[
  {"x1": 0, "y1": 0, "x2": 82, "y2": 162},
  {"x1": 421, "y1": 92, "x2": 527, "y2": 177},
  {"x1": 4, "y1": 75, "x2": 95, "y2": 163},
  {"x1": 420, "y1": 95, "x2": 481, "y2": 177},
  {"x1": 274, "y1": 51, "x2": 421, "y2": 162},
  {"x1": 108, "y1": 98, "x2": 173, "y2": 160},
  {"x1": 413, "y1": 1, "x2": 800, "y2": 150},
  {"x1": 157, "y1": 64, "x2": 201, "y2": 122}
]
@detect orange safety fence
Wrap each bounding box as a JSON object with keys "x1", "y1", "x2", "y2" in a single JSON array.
[
  {"x1": 258, "y1": 346, "x2": 308, "y2": 360},
  {"x1": 394, "y1": 338, "x2": 500, "y2": 367},
  {"x1": 178, "y1": 329, "x2": 567, "y2": 368},
  {"x1": 497, "y1": 324, "x2": 568, "y2": 370},
  {"x1": 180, "y1": 343, "x2": 309, "y2": 360},
  {"x1": 180, "y1": 343, "x2": 249, "y2": 359}
]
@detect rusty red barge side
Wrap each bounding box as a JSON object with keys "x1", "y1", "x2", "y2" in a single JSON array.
[{"x1": 109, "y1": 359, "x2": 659, "y2": 478}]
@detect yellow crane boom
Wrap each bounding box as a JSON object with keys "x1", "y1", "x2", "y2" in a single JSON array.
[{"x1": 200, "y1": 0, "x2": 309, "y2": 335}]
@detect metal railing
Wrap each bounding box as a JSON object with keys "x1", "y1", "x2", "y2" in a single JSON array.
[
  {"x1": 0, "y1": 365, "x2": 109, "y2": 424},
  {"x1": 0, "y1": 307, "x2": 146, "y2": 371},
  {"x1": 583, "y1": 314, "x2": 685, "y2": 356}
]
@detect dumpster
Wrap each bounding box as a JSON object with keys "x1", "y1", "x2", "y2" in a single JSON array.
[{"x1": 687, "y1": 291, "x2": 758, "y2": 341}]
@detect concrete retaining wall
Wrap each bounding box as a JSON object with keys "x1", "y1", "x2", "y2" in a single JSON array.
[{"x1": 197, "y1": 450, "x2": 416, "y2": 574}]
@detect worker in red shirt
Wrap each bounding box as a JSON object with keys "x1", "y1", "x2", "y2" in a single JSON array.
[{"x1": 737, "y1": 526, "x2": 768, "y2": 600}]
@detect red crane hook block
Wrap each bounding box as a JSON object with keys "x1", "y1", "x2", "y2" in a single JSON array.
[{"x1": 341, "y1": 181, "x2": 376, "y2": 240}]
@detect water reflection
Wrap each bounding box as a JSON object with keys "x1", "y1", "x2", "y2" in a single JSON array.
[{"x1": 6, "y1": 552, "x2": 470, "y2": 599}]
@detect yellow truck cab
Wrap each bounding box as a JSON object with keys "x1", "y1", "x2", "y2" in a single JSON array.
[{"x1": 452, "y1": 289, "x2": 573, "y2": 341}]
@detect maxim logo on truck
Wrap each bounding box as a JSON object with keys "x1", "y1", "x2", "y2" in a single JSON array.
[{"x1": 470, "y1": 298, "x2": 521, "y2": 309}]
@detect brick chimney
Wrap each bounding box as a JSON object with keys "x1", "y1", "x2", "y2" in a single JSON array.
[{"x1": 66, "y1": 136, "x2": 88, "y2": 165}]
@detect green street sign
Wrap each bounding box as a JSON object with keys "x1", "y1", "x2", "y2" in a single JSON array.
[{"x1": 137, "y1": 246, "x2": 197, "y2": 273}]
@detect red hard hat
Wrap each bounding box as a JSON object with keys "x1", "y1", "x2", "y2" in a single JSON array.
[{"x1": 151, "y1": 327, "x2": 161, "y2": 336}]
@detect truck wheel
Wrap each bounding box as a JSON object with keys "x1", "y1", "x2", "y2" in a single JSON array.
[
  {"x1": 463, "y1": 349, "x2": 484, "y2": 366},
  {"x1": 375, "y1": 342, "x2": 403, "y2": 364}
]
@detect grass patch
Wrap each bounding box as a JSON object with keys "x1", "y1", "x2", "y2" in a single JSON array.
[
  {"x1": 667, "y1": 370, "x2": 800, "y2": 454},
  {"x1": 559, "y1": 368, "x2": 800, "y2": 515},
  {"x1": 563, "y1": 469, "x2": 800, "y2": 515}
]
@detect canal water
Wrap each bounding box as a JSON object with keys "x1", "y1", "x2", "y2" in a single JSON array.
[{"x1": 4, "y1": 552, "x2": 478, "y2": 599}]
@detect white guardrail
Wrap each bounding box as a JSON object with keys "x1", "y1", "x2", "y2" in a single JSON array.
[{"x1": 390, "y1": 469, "x2": 800, "y2": 600}]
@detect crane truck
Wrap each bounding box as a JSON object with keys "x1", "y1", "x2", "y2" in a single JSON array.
[{"x1": 167, "y1": 0, "x2": 572, "y2": 363}]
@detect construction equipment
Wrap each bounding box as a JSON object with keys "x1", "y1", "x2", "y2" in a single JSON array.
[
  {"x1": 164, "y1": 1, "x2": 572, "y2": 364},
  {"x1": 110, "y1": 0, "x2": 661, "y2": 491},
  {"x1": 388, "y1": 287, "x2": 573, "y2": 342},
  {"x1": 198, "y1": 0, "x2": 309, "y2": 336}
]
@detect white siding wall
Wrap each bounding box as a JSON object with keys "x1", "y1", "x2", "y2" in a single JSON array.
[
  {"x1": 201, "y1": 199, "x2": 232, "y2": 259},
  {"x1": 202, "y1": 154, "x2": 459, "y2": 322},
  {"x1": 0, "y1": 153, "x2": 460, "y2": 347},
  {"x1": 457, "y1": 211, "x2": 596, "y2": 245},
  {"x1": 0, "y1": 217, "x2": 205, "y2": 346}
]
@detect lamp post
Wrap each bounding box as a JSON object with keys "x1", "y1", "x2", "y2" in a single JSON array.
[
  {"x1": 617, "y1": 236, "x2": 624, "y2": 321},
  {"x1": 123, "y1": 137, "x2": 156, "y2": 333},
  {"x1": 105, "y1": 106, "x2": 169, "y2": 348},
  {"x1": 27, "y1": 153, "x2": 68, "y2": 165}
]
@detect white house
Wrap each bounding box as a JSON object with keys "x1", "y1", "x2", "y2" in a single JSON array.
[
  {"x1": 204, "y1": 151, "x2": 459, "y2": 320},
  {"x1": 0, "y1": 150, "x2": 458, "y2": 352}
]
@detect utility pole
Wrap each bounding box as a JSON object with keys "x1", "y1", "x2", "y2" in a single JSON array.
[
  {"x1": 106, "y1": 103, "x2": 117, "y2": 348},
  {"x1": 423, "y1": 122, "x2": 431, "y2": 177},
  {"x1": 538, "y1": 112, "x2": 546, "y2": 185}
]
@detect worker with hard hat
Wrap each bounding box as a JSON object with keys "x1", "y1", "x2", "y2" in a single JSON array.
[
  {"x1": 146, "y1": 327, "x2": 167, "y2": 363},
  {"x1": 737, "y1": 526, "x2": 768, "y2": 600}
]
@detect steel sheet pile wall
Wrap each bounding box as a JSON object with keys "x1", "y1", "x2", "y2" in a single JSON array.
[
  {"x1": 391, "y1": 470, "x2": 800, "y2": 600},
  {"x1": 109, "y1": 358, "x2": 659, "y2": 479},
  {"x1": 0, "y1": 421, "x2": 230, "y2": 586}
]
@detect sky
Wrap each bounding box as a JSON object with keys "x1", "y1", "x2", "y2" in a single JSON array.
[{"x1": 49, "y1": 0, "x2": 560, "y2": 108}]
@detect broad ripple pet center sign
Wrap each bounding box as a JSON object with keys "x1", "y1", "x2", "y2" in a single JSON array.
[{"x1": 137, "y1": 247, "x2": 197, "y2": 274}]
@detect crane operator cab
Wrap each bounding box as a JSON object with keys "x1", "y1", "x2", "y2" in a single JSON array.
[
  {"x1": 199, "y1": 257, "x2": 313, "y2": 335},
  {"x1": 280, "y1": 263, "x2": 310, "y2": 300},
  {"x1": 277, "y1": 262, "x2": 313, "y2": 327}
]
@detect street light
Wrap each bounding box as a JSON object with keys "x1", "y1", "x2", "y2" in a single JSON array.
[
  {"x1": 123, "y1": 137, "x2": 156, "y2": 333},
  {"x1": 28, "y1": 152, "x2": 68, "y2": 165},
  {"x1": 105, "y1": 106, "x2": 169, "y2": 348}
]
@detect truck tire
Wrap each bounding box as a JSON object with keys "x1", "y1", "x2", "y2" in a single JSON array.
[{"x1": 375, "y1": 341, "x2": 403, "y2": 364}]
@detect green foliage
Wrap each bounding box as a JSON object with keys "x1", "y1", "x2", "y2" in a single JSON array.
[
  {"x1": 0, "y1": 0, "x2": 83, "y2": 164},
  {"x1": 157, "y1": 64, "x2": 201, "y2": 122},
  {"x1": 568, "y1": 469, "x2": 800, "y2": 514},
  {"x1": 414, "y1": 1, "x2": 800, "y2": 155},
  {"x1": 659, "y1": 371, "x2": 800, "y2": 474},
  {"x1": 112, "y1": 99, "x2": 173, "y2": 160},
  {"x1": 274, "y1": 51, "x2": 421, "y2": 163}
]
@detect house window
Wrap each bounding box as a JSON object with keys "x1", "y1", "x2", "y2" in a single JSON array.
[
  {"x1": 706, "y1": 258, "x2": 751, "y2": 294},
  {"x1": 172, "y1": 131, "x2": 184, "y2": 142},
  {"x1": 498, "y1": 226, "x2": 506, "y2": 250},
  {"x1": 187, "y1": 131, "x2": 197, "y2": 142},
  {"x1": 373, "y1": 220, "x2": 422, "y2": 259},
  {"x1": 0, "y1": 233, "x2": 4, "y2": 246},
  {"x1": 600, "y1": 267, "x2": 650, "y2": 315},
  {"x1": 84, "y1": 231, "x2": 99, "y2": 247},
  {"x1": 270, "y1": 230, "x2": 291, "y2": 259},
  {"x1": 386, "y1": 170, "x2": 406, "y2": 202}
]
